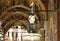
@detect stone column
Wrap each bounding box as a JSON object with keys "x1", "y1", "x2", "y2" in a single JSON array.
[
  {"x1": 17, "y1": 26, "x2": 21, "y2": 41},
  {"x1": 9, "y1": 28, "x2": 13, "y2": 41},
  {"x1": 0, "y1": 21, "x2": 4, "y2": 41}
]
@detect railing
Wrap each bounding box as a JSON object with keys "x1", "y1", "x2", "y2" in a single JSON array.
[{"x1": 5, "y1": 33, "x2": 42, "y2": 41}]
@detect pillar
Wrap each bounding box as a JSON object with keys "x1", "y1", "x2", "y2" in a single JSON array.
[
  {"x1": 9, "y1": 28, "x2": 13, "y2": 41},
  {"x1": 0, "y1": 21, "x2": 4, "y2": 41},
  {"x1": 17, "y1": 26, "x2": 21, "y2": 41}
]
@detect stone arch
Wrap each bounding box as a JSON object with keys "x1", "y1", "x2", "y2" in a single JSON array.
[
  {"x1": 0, "y1": 5, "x2": 30, "y2": 18},
  {"x1": 2, "y1": 12, "x2": 39, "y2": 34},
  {"x1": 0, "y1": 3, "x2": 46, "y2": 34},
  {"x1": 3, "y1": 20, "x2": 29, "y2": 34},
  {"x1": 1, "y1": 12, "x2": 29, "y2": 28}
]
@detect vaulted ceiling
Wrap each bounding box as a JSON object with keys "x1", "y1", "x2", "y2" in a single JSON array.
[{"x1": 0, "y1": 0, "x2": 55, "y2": 34}]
